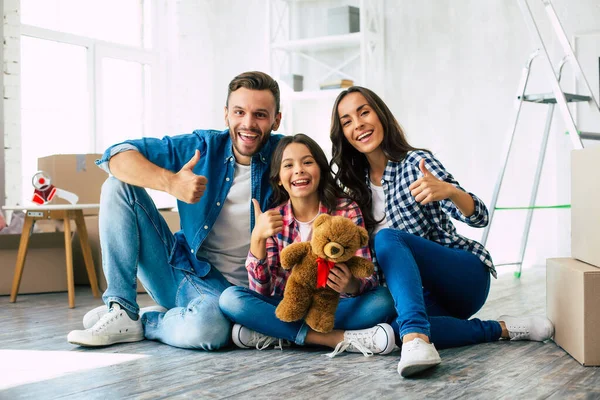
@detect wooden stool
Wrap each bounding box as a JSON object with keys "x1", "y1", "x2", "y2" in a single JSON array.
[{"x1": 3, "y1": 204, "x2": 101, "y2": 308}]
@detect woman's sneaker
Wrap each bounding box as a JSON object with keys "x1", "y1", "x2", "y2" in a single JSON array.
[
  {"x1": 232, "y1": 324, "x2": 285, "y2": 350},
  {"x1": 397, "y1": 338, "x2": 441, "y2": 377},
  {"x1": 68, "y1": 304, "x2": 144, "y2": 347},
  {"x1": 498, "y1": 315, "x2": 554, "y2": 341},
  {"x1": 326, "y1": 323, "x2": 395, "y2": 358}
]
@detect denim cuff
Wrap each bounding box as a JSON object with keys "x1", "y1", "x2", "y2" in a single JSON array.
[
  {"x1": 399, "y1": 327, "x2": 431, "y2": 341},
  {"x1": 294, "y1": 322, "x2": 310, "y2": 345},
  {"x1": 105, "y1": 296, "x2": 139, "y2": 316}
]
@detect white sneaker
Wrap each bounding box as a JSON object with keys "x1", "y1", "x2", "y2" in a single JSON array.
[
  {"x1": 397, "y1": 338, "x2": 442, "y2": 377},
  {"x1": 498, "y1": 315, "x2": 554, "y2": 341},
  {"x1": 231, "y1": 324, "x2": 285, "y2": 350},
  {"x1": 83, "y1": 304, "x2": 167, "y2": 329},
  {"x1": 326, "y1": 323, "x2": 395, "y2": 358},
  {"x1": 68, "y1": 304, "x2": 144, "y2": 347}
]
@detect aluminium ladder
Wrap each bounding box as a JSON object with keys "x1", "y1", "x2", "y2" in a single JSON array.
[{"x1": 481, "y1": 0, "x2": 600, "y2": 277}]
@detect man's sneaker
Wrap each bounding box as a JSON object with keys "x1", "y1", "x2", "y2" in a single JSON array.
[
  {"x1": 326, "y1": 323, "x2": 395, "y2": 358},
  {"x1": 231, "y1": 324, "x2": 285, "y2": 350},
  {"x1": 397, "y1": 338, "x2": 442, "y2": 377},
  {"x1": 83, "y1": 304, "x2": 167, "y2": 329},
  {"x1": 498, "y1": 315, "x2": 554, "y2": 341},
  {"x1": 68, "y1": 304, "x2": 144, "y2": 347}
]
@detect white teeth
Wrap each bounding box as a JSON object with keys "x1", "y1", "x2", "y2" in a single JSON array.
[
  {"x1": 293, "y1": 179, "x2": 309, "y2": 185},
  {"x1": 357, "y1": 131, "x2": 373, "y2": 141},
  {"x1": 239, "y1": 132, "x2": 258, "y2": 139}
]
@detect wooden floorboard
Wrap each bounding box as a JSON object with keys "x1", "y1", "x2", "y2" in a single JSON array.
[{"x1": 1, "y1": 266, "x2": 598, "y2": 399}]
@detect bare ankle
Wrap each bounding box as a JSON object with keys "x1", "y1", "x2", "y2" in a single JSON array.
[
  {"x1": 498, "y1": 320, "x2": 509, "y2": 339},
  {"x1": 402, "y1": 332, "x2": 430, "y2": 344},
  {"x1": 305, "y1": 329, "x2": 345, "y2": 348}
]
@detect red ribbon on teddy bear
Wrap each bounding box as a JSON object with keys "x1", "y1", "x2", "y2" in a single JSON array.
[{"x1": 315, "y1": 257, "x2": 336, "y2": 288}]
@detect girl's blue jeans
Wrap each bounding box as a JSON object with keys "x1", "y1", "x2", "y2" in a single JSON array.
[
  {"x1": 374, "y1": 228, "x2": 502, "y2": 349},
  {"x1": 219, "y1": 286, "x2": 395, "y2": 345}
]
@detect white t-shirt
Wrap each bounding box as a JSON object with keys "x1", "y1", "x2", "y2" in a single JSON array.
[
  {"x1": 294, "y1": 212, "x2": 321, "y2": 242},
  {"x1": 197, "y1": 162, "x2": 251, "y2": 286},
  {"x1": 370, "y1": 183, "x2": 390, "y2": 235}
]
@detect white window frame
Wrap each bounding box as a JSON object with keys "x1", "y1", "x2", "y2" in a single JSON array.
[{"x1": 20, "y1": 2, "x2": 164, "y2": 154}]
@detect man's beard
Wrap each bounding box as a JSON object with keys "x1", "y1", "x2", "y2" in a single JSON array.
[{"x1": 229, "y1": 122, "x2": 276, "y2": 157}]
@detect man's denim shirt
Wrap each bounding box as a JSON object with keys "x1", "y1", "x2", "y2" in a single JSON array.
[{"x1": 96, "y1": 129, "x2": 282, "y2": 278}]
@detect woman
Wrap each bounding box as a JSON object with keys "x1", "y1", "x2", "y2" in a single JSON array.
[
  {"x1": 330, "y1": 86, "x2": 554, "y2": 377},
  {"x1": 219, "y1": 133, "x2": 396, "y2": 356}
]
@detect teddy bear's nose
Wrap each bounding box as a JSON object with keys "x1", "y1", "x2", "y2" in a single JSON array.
[{"x1": 330, "y1": 246, "x2": 340, "y2": 255}]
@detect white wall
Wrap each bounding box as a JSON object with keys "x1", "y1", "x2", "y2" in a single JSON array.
[
  {"x1": 382, "y1": 0, "x2": 600, "y2": 270},
  {"x1": 169, "y1": 0, "x2": 270, "y2": 133}
]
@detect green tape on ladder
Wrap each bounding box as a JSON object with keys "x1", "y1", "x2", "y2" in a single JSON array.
[{"x1": 494, "y1": 204, "x2": 571, "y2": 210}]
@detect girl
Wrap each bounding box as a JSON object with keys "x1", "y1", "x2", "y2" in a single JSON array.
[
  {"x1": 219, "y1": 133, "x2": 396, "y2": 356},
  {"x1": 330, "y1": 86, "x2": 554, "y2": 377}
]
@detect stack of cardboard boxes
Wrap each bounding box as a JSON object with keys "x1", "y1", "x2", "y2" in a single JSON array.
[
  {"x1": 0, "y1": 154, "x2": 105, "y2": 295},
  {"x1": 0, "y1": 153, "x2": 180, "y2": 296},
  {"x1": 547, "y1": 146, "x2": 600, "y2": 366}
]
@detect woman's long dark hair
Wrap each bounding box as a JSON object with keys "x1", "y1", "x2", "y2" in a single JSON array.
[
  {"x1": 329, "y1": 86, "x2": 427, "y2": 232},
  {"x1": 270, "y1": 133, "x2": 349, "y2": 213}
]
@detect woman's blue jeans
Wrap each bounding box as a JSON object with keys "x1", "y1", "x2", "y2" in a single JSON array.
[
  {"x1": 374, "y1": 228, "x2": 502, "y2": 349},
  {"x1": 99, "y1": 177, "x2": 233, "y2": 350},
  {"x1": 219, "y1": 286, "x2": 395, "y2": 345}
]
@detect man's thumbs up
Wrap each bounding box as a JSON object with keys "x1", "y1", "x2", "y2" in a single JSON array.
[
  {"x1": 419, "y1": 158, "x2": 431, "y2": 177},
  {"x1": 168, "y1": 149, "x2": 207, "y2": 204},
  {"x1": 183, "y1": 150, "x2": 201, "y2": 171}
]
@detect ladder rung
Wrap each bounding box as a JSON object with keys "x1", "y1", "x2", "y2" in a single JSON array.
[
  {"x1": 494, "y1": 204, "x2": 570, "y2": 210},
  {"x1": 495, "y1": 262, "x2": 522, "y2": 267},
  {"x1": 518, "y1": 93, "x2": 592, "y2": 103},
  {"x1": 564, "y1": 131, "x2": 600, "y2": 141},
  {"x1": 581, "y1": 131, "x2": 600, "y2": 141}
]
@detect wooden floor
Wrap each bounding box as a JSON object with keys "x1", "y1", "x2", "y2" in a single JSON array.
[{"x1": 1, "y1": 266, "x2": 599, "y2": 399}]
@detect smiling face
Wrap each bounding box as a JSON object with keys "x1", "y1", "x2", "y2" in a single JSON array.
[
  {"x1": 225, "y1": 87, "x2": 282, "y2": 165},
  {"x1": 337, "y1": 92, "x2": 385, "y2": 157},
  {"x1": 278, "y1": 142, "x2": 321, "y2": 203}
]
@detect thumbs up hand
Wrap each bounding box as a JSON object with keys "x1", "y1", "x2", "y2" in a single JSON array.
[
  {"x1": 168, "y1": 150, "x2": 208, "y2": 204},
  {"x1": 251, "y1": 198, "x2": 284, "y2": 241},
  {"x1": 408, "y1": 158, "x2": 455, "y2": 205}
]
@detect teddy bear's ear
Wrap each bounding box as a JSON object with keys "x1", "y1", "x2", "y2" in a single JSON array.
[
  {"x1": 313, "y1": 214, "x2": 331, "y2": 228},
  {"x1": 358, "y1": 225, "x2": 369, "y2": 247}
]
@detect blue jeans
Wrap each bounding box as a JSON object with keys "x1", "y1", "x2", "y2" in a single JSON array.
[
  {"x1": 219, "y1": 286, "x2": 395, "y2": 345},
  {"x1": 99, "y1": 177, "x2": 233, "y2": 350},
  {"x1": 374, "y1": 229, "x2": 502, "y2": 349}
]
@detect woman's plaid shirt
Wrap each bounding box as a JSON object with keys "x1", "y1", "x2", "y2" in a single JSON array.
[
  {"x1": 246, "y1": 198, "x2": 379, "y2": 297},
  {"x1": 373, "y1": 150, "x2": 497, "y2": 278}
]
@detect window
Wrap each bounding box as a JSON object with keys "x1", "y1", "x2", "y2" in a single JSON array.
[
  {"x1": 19, "y1": 0, "x2": 161, "y2": 203},
  {"x1": 21, "y1": 0, "x2": 151, "y2": 48}
]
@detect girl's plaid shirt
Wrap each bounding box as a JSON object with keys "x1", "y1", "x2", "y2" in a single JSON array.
[{"x1": 246, "y1": 198, "x2": 379, "y2": 297}]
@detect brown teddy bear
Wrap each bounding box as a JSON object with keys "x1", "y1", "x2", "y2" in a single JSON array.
[{"x1": 275, "y1": 214, "x2": 374, "y2": 333}]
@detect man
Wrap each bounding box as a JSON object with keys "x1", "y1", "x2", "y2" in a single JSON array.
[{"x1": 68, "y1": 71, "x2": 282, "y2": 350}]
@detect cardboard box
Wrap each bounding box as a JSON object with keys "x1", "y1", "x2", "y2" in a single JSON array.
[
  {"x1": 572, "y1": 146, "x2": 600, "y2": 268},
  {"x1": 37, "y1": 154, "x2": 107, "y2": 215},
  {"x1": 547, "y1": 258, "x2": 600, "y2": 366},
  {"x1": 72, "y1": 210, "x2": 180, "y2": 293},
  {"x1": 0, "y1": 232, "x2": 67, "y2": 295}
]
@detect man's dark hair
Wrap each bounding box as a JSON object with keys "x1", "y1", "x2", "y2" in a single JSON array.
[{"x1": 226, "y1": 71, "x2": 281, "y2": 114}]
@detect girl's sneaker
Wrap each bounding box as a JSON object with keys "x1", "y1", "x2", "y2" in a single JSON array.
[
  {"x1": 232, "y1": 324, "x2": 285, "y2": 350},
  {"x1": 326, "y1": 323, "x2": 395, "y2": 358}
]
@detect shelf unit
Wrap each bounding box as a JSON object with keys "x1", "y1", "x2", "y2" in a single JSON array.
[{"x1": 267, "y1": 0, "x2": 384, "y2": 140}]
